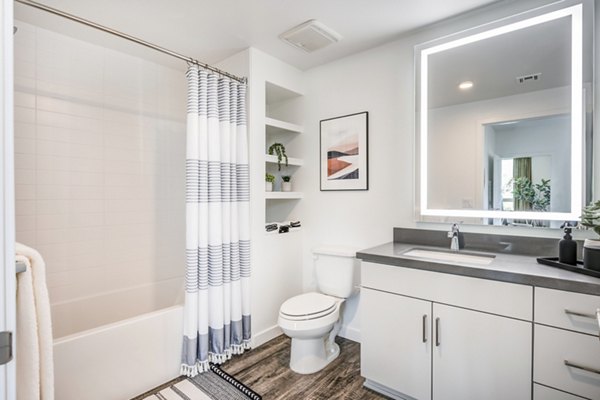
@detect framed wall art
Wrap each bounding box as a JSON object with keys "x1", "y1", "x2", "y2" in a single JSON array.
[{"x1": 320, "y1": 111, "x2": 369, "y2": 191}]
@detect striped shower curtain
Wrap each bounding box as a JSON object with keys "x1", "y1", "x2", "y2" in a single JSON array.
[{"x1": 181, "y1": 66, "x2": 251, "y2": 377}]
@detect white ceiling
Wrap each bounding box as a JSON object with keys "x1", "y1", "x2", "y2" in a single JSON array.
[{"x1": 14, "y1": 0, "x2": 500, "y2": 72}]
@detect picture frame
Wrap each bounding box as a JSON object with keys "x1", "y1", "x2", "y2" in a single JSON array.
[{"x1": 320, "y1": 111, "x2": 369, "y2": 191}]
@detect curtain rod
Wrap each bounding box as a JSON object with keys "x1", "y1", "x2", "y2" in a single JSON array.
[{"x1": 14, "y1": 0, "x2": 247, "y2": 83}]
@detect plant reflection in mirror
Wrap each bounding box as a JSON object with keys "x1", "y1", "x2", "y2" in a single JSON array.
[
  {"x1": 511, "y1": 177, "x2": 551, "y2": 212},
  {"x1": 580, "y1": 201, "x2": 600, "y2": 237},
  {"x1": 505, "y1": 177, "x2": 551, "y2": 227}
]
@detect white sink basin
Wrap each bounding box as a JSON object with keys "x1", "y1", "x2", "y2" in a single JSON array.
[{"x1": 403, "y1": 248, "x2": 495, "y2": 266}]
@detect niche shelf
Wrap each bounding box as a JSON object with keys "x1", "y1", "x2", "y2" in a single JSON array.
[
  {"x1": 265, "y1": 192, "x2": 304, "y2": 200},
  {"x1": 265, "y1": 154, "x2": 303, "y2": 167},
  {"x1": 265, "y1": 117, "x2": 303, "y2": 135}
]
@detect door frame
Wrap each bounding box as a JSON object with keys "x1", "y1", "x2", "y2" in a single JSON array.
[{"x1": 0, "y1": 0, "x2": 16, "y2": 398}]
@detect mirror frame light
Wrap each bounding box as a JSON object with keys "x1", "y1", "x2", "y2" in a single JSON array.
[{"x1": 418, "y1": 3, "x2": 584, "y2": 222}]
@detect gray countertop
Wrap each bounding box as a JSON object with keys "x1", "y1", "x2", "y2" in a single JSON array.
[{"x1": 357, "y1": 242, "x2": 600, "y2": 296}]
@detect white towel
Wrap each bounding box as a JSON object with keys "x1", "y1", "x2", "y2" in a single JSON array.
[{"x1": 16, "y1": 242, "x2": 54, "y2": 400}]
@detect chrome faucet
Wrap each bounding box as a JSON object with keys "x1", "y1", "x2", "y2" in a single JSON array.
[{"x1": 448, "y1": 223, "x2": 461, "y2": 251}]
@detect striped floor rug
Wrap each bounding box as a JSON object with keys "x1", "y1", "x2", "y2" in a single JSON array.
[{"x1": 133, "y1": 364, "x2": 262, "y2": 400}]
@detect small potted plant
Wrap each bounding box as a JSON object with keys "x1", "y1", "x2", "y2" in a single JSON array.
[
  {"x1": 281, "y1": 176, "x2": 292, "y2": 192},
  {"x1": 268, "y1": 143, "x2": 288, "y2": 171},
  {"x1": 580, "y1": 200, "x2": 600, "y2": 271},
  {"x1": 265, "y1": 173, "x2": 275, "y2": 192}
]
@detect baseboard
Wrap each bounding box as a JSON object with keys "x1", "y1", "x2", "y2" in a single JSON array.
[
  {"x1": 364, "y1": 380, "x2": 415, "y2": 400},
  {"x1": 251, "y1": 325, "x2": 282, "y2": 348},
  {"x1": 338, "y1": 325, "x2": 360, "y2": 343}
]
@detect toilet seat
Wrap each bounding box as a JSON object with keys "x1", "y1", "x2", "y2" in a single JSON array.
[{"x1": 280, "y1": 292, "x2": 338, "y2": 321}]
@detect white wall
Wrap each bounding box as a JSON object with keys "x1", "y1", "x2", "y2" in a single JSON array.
[
  {"x1": 302, "y1": 39, "x2": 410, "y2": 340},
  {"x1": 300, "y1": 0, "x2": 599, "y2": 340},
  {"x1": 13, "y1": 21, "x2": 186, "y2": 338}
]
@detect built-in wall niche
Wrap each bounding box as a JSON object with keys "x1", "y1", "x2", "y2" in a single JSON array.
[
  {"x1": 266, "y1": 117, "x2": 302, "y2": 156},
  {"x1": 265, "y1": 81, "x2": 304, "y2": 171},
  {"x1": 266, "y1": 81, "x2": 304, "y2": 124},
  {"x1": 264, "y1": 81, "x2": 305, "y2": 228},
  {"x1": 266, "y1": 162, "x2": 301, "y2": 192},
  {"x1": 266, "y1": 199, "x2": 302, "y2": 225}
]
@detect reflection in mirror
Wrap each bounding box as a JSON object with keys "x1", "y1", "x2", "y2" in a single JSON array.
[
  {"x1": 485, "y1": 115, "x2": 571, "y2": 213},
  {"x1": 417, "y1": 1, "x2": 592, "y2": 226}
]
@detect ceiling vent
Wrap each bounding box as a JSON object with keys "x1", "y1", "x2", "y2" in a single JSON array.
[
  {"x1": 516, "y1": 73, "x2": 542, "y2": 84},
  {"x1": 279, "y1": 20, "x2": 342, "y2": 53}
]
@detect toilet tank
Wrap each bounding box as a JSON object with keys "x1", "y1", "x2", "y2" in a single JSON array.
[{"x1": 313, "y1": 245, "x2": 357, "y2": 298}]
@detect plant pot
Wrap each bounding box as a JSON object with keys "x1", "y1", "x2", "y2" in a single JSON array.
[
  {"x1": 265, "y1": 182, "x2": 273, "y2": 192},
  {"x1": 282, "y1": 182, "x2": 292, "y2": 192},
  {"x1": 583, "y1": 239, "x2": 600, "y2": 272}
]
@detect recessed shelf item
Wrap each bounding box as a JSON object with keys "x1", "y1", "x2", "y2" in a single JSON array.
[
  {"x1": 265, "y1": 228, "x2": 302, "y2": 236},
  {"x1": 265, "y1": 154, "x2": 303, "y2": 167},
  {"x1": 265, "y1": 192, "x2": 304, "y2": 200},
  {"x1": 265, "y1": 117, "x2": 303, "y2": 134}
]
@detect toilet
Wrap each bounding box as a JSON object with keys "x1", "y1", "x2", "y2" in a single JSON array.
[{"x1": 278, "y1": 245, "x2": 356, "y2": 374}]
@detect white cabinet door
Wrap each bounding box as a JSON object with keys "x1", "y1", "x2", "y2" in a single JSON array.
[
  {"x1": 361, "y1": 288, "x2": 432, "y2": 400},
  {"x1": 432, "y1": 304, "x2": 532, "y2": 400},
  {"x1": 534, "y1": 384, "x2": 587, "y2": 400}
]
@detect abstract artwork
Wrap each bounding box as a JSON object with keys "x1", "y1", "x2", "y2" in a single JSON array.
[{"x1": 320, "y1": 112, "x2": 368, "y2": 191}]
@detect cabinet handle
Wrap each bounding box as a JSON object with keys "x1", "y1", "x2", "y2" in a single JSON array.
[
  {"x1": 564, "y1": 360, "x2": 600, "y2": 376},
  {"x1": 435, "y1": 317, "x2": 441, "y2": 347},
  {"x1": 597, "y1": 309, "x2": 600, "y2": 341},
  {"x1": 564, "y1": 309, "x2": 596, "y2": 319},
  {"x1": 422, "y1": 315, "x2": 427, "y2": 343},
  {"x1": 565, "y1": 308, "x2": 600, "y2": 341}
]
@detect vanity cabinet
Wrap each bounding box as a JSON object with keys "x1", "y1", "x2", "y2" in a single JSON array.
[
  {"x1": 362, "y1": 288, "x2": 432, "y2": 399},
  {"x1": 361, "y1": 261, "x2": 533, "y2": 400},
  {"x1": 432, "y1": 303, "x2": 531, "y2": 400},
  {"x1": 533, "y1": 288, "x2": 600, "y2": 400},
  {"x1": 533, "y1": 384, "x2": 587, "y2": 400}
]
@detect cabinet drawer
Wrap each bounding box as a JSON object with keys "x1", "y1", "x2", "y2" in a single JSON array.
[
  {"x1": 534, "y1": 325, "x2": 600, "y2": 400},
  {"x1": 534, "y1": 384, "x2": 587, "y2": 400},
  {"x1": 361, "y1": 261, "x2": 532, "y2": 320},
  {"x1": 535, "y1": 287, "x2": 600, "y2": 336}
]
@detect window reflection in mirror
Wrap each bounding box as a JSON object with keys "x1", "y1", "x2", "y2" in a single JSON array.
[{"x1": 485, "y1": 115, "x2": 571, "y2": 217}]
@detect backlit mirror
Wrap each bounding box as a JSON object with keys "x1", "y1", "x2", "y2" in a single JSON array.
[{"x1": 416, "y1": 1, "x2": 593, "y2": 226}]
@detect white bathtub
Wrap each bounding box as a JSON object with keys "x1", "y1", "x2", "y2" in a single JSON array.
[{"x1": 53, "y1": 305, "x2": 183, "y2": 400}]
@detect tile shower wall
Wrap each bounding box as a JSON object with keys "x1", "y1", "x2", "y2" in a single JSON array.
[{"x1": 14, "y1": 22, "x2": 186, "y2": 338}]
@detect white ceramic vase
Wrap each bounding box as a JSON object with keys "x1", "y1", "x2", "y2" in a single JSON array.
[
  {"x1": 266, "y1": 181, "x2": 273, "y2": 192},
  {"x1": 282, "y1": 181, "x2": 292, "y2": 192},
  {"x1": 583, "y1": 238, "x2": 600, "y2": 272}
]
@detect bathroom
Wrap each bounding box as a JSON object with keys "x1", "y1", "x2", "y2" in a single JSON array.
[{"x1": 0, "y1": 0, "x2": 599, "y2": 399}]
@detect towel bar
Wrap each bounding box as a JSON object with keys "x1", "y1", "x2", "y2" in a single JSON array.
[{"x1": 15, "y1": 261, "x2": 26, "y2": 274}]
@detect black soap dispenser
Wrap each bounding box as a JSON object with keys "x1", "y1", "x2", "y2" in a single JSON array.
[{"x1": 559, "y1": 225, "x2": 577, "y2": 265}]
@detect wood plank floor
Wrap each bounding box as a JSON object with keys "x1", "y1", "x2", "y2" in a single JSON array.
[{"x1": 221, "y1": 335, "x2": 388, "y2": 400}]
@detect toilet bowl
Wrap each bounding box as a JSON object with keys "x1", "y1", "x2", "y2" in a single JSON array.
[
  {"x1": 277, "y1": 244, "x2": 357, "y2": 374},
  {"x1": 278, "y1": 292, "x2": 345, "y2": 374}
]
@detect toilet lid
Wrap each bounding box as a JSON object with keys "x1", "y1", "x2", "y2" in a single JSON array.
[{"x1": 280, "y1": 292, "x2": 337, "y2": 319}]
